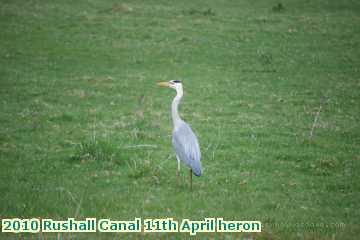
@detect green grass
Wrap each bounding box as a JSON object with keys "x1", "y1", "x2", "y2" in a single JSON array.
[{"x1": 1, "y1": 0, "x2": 359, "y2": 239}]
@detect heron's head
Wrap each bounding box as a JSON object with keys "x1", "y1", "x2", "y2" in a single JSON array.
[{"x1": 157, "y1": 80, "x2": 183, "y2": 93}]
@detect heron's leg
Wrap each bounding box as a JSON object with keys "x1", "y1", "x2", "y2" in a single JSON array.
[
  {"x1": 176, "y1": 155, "x2": 181, "y2": 187},
  {"x1": 189, "y1": 169, "x2": 192, "y2": 191}
]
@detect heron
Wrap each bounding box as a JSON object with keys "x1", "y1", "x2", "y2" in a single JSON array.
[{"x1": 157, "y1": 80, "x2": 202, "y2": 190}]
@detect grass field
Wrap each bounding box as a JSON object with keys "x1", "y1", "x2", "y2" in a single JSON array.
[{"x1": 1, "y1": 0, "x2": 360, "y2": 239}]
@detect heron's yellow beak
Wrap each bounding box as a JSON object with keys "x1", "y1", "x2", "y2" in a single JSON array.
[{"x1": 157, "y1": 82, "x2": 170, "y2": 87}]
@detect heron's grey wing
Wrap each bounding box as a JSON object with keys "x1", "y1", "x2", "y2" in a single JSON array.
[{"x1": 172, "y1": 122, "x2": 202, "y2": 176}]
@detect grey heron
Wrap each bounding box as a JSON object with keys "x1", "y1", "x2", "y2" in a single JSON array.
[{"x1": 157, "y1": 80, "x2": 202, "y2": 190}]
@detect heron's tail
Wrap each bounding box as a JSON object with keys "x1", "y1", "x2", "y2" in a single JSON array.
[{"x1": 191, "y1": 163, "x2": 202, "y2": 177}]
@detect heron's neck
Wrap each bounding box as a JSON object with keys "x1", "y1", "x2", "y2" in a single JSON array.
[{"x1": 171, "y1": 89, "x2": 183, "y2": 127}]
